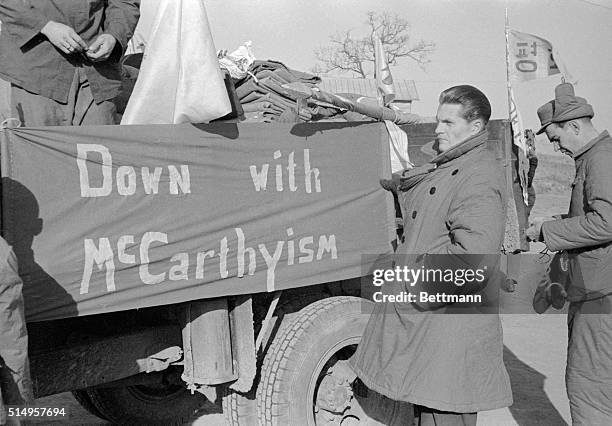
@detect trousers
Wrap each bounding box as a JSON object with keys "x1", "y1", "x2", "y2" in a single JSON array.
[
  {"x1": 566, "y1": 295, "x2": 612, "y2": 425},
  {"x1": 9, "y1": 67, "x2": 116, "y2": 127}
]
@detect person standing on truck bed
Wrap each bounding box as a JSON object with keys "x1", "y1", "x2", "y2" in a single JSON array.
[
  {"x1": 351, "y1": 85, "x2": 512, "y2": 426},
  {"x1": 527, "y1": 83, "x2": 612, "y2": 426},
  {"x1": 0, "y1": 0, "x2": 140, "y2": 126}
]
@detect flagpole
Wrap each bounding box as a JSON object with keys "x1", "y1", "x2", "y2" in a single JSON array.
[
  {"x1": 504, "y1": 8, "x2": 513, "y2": 122},
  {"x1": 505, "y1": 8, "x2": 529, "y2": 206},
  {"x1": 374, "y1": 33, "x2": 384, "y2": 107}
]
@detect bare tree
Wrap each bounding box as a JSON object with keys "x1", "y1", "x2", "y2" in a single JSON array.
[{"x1": 313, "y1": 11, "x2": 435, "y2": 77}]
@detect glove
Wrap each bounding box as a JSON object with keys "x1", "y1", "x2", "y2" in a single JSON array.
[
  {"x1": 526, "y1": 217, "x2": 555, "y2": 242},
  {"x1": 525, "y1": 223, "x2": 543, "y2": 242},
  {"x1": 379, "y1": 173, "x2": 402, "y2": 194}
]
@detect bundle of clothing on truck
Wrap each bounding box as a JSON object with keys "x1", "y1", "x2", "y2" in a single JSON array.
[
  {"x1": 233, "y1": 60, "x2": 331, "y2": 123},
  {"x1": 225, "y1": 59, "x2": 428, "y2": 125},
  {"x1": 118, "y1": 49, "x2": 427, "y2": 126}
]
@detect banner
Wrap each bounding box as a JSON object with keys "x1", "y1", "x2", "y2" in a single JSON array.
[
  {"x1": 508, "y1": 30, "x2": 574, "y2": 83},
  {"x1": 121, "y1": 0, "x2": 231, "y2": 124},
  {"x1": 1, "y1": 122, "x2": 395, "y2": 322},
  {"x1": 374, "y1": 36, "x2": 396, "y2": 107}
]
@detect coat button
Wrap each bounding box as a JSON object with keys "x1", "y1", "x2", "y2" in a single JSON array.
[
  {"x1": 452, "y1": 169, "x2": 459, "y2": 175},
  {"x1": 429, "y1": 187, "x2": 436, "y2": 195},
  {"x1": 412, "y1": 211, "x2": 417, "y2": 219}
]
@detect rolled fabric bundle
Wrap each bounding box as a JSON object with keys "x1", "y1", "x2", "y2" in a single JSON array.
[
  {"x1": 249, "y1": 60, "x2": 321, "y2": 84},
  {"x1": 240, "y1": 91, "x2": 267, "y2": 104},
  {"x1": 235, "y1": 79, "x2": 266, "y2": 100},
  {"x1": 281, "y1": 82, "x2": 426, "y2": 125},
  {"x1": 241, "y1": 101, "x2": 283, "y2": 113}
]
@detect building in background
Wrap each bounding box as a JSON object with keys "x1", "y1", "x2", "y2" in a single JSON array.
[{"x1": 319, "y1": 77, "x2": 419, "y2": 112}]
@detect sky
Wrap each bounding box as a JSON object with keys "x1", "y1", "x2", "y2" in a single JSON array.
[{"x1": 140, "y1": 0, "x2": 612, "y2": 154}]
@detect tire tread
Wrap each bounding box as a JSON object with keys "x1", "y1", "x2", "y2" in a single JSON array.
[{"x1": 257, "y1": 296, "x2": 368, "y2": 425}]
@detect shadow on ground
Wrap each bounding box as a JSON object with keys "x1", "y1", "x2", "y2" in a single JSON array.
[{"x1": 504, "y1": 346, "x2": 568, "y2": 426}]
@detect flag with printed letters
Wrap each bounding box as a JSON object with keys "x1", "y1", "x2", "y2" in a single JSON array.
[{"x1": 508, "y1": 30, "x2": 575, "y2": 83}]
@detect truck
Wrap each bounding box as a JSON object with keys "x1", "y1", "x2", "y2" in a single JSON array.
[{"x1": 0, "y1": 118, "x2": 525, "y2": 425}]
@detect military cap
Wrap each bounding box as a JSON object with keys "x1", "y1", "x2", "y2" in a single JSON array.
[
  {"x1": 552, "y1": 83, "x2": 594, "y2": 122},
  {"x1": 536, "y1": 100, "x2": 554, "y2": 135}
]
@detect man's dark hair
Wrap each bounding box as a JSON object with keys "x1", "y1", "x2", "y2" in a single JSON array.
[{"x1": 439, "y1": 85, "x2": 491, "y2": 125}]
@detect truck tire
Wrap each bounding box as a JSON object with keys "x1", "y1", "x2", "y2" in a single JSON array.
[
  {"x1": 222, "y1": 386, "x2": 259, "y2": 426},
  {"x1": 256, "y1": 296, "x2": 375, "y2": 425},
  {"x1": 222, "y1": 290, "x2": 328, "y2": 425},
  {"x1": 71, "y1": 389, "x2": 108, "y2": 420},
  {"x1": 84, "y1": 380, "x2": 208, "y2": 425},
  {"x1": 222, "y1": 290, "x2": 329, "y2": 426}
]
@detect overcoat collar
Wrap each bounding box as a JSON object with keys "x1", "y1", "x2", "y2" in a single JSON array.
[
  {"x1": 397, "y1": 130, "x2": 489, "y2": 191},
  {"x1": 431, "y1": 130, "x2": 489, "y2": 166},
  {"x1": 573, "y1": 130, "x2": 610, "y2": 159}
]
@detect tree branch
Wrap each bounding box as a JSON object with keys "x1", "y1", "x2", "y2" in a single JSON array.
[{"x1": 314, "y1": 11, "x2": 435, "y2": 77}]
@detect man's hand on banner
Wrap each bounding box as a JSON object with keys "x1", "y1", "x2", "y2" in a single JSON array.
[
  {"x1": 41, "y1": 21, "x2": 88, "y2": 54},
  {"x1": 87, "y1": 34, "x2": 117, "y2": 62}
]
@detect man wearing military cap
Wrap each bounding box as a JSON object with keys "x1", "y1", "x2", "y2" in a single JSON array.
[{"x1": 527, "y1": 83, "x2": 612, "y2": 425}]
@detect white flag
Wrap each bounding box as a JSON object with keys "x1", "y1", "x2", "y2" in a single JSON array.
[
  {"x1": 374, "y1": 36, "x2": 395, "y2": 107},
  {"x1": 509, "y1": 30, "x2": 575, "y2": 84},
  {"x1": 121, "y1": 0, "x2": 231, "y2": 125}
]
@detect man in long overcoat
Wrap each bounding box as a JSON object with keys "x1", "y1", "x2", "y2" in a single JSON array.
[
  {"x1": 351, "y1": 85, "x2": 512, "y2": 425},
  {"x1": 528, "y1": 83, "x2": 612, "y2": 425}
]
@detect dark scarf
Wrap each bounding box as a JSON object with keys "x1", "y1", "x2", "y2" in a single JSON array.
[{"x1": 381, "y1": 130, "x2": 489, "y2": 193}]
